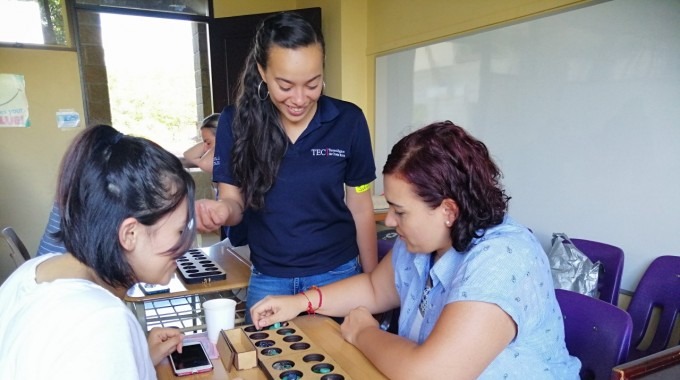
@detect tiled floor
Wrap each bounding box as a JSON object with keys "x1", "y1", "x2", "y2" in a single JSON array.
[
  {"x1": 144, "y1": 296, "x2": 203, "y2": 331},
  {"x1": 143, "y1": 291, "x2": 247, "y2": 334}
]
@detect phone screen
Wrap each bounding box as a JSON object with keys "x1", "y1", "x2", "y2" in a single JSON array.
[{"x1": 170, "y1": 343, "x2": 211, "y2": 370}]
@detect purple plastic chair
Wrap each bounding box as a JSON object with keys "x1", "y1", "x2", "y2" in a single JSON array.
[
  {"x1": 570, "y1": 238, "x2": 624, "y2": 306},
  {"x1": 625, "y1": 255, "x2": 680, "y2": 361},
  {"x1": 378, "y1": 239, "x2": 394, "y2": 262},
  {"x1": 555, "y1": 288, "x2": 632, "y2": 380}
]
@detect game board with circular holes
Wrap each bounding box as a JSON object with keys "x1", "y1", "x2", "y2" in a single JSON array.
[{"x1": 176, "y1": 248, "x2": 227, "y2": 284}]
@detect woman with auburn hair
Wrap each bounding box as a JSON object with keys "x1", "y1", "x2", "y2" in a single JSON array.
[{"x1": 251, "y1": 121, "x2": 580, "y2": 379}]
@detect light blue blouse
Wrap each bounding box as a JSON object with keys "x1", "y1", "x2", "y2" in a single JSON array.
[{"x1": 392, "y1": 215, "x2": 580, "y2": 379}]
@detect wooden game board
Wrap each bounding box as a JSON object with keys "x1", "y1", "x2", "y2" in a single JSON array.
[{"x1": 242, "y1": 320, "x2": 351, "y2": 380}]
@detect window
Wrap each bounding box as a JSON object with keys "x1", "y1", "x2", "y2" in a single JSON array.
[
  {"x1": 74, "y1": 0, "x2": 209, "y2": 17},
  {"x1": 72, "y1": 0, "x2": 213, "y2": 155},
  {"x1": 100, "y1": 13, "x2": 199, "y2": 155},
  {"x1": 0, "y1": 0, "x2": 69, "y2": 47}
]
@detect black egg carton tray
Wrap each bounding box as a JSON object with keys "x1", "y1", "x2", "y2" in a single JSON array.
[{"x1": 176, "y1": 248, "x2": 227, "y2": 284}]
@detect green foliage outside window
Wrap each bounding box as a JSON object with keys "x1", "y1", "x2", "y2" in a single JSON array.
[
  {"x1": 0, "y1": 0, "x2": 68, "y2": 47},
  {"x1": 44, "y1": 0, "x2": 68, "y2": 45}
]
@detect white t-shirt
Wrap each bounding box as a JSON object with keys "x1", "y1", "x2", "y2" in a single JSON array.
[{"x1": 0, "y1": 254, "x2": 156, "y2": 380}]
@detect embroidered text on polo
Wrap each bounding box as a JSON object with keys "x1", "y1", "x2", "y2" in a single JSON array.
[{"x1": 311, "y1": 148, "x2": 346, "y2": 157}]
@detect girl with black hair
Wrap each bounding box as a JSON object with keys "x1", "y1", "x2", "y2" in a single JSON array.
[{"x1": 0, "y1": 125, "x2": 196, "y2": 379}]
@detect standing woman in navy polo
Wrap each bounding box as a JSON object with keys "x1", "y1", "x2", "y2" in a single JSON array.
[{"x1": 195, "y1": 11, "x2": 378, "y2": 316}]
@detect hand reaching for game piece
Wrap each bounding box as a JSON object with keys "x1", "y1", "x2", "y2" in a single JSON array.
[{"x1": 250, "y1": 294, "x2": 308, "y2": 330}]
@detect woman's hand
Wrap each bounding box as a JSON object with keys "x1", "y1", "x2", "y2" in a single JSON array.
[
  {"x1": 194, "y1": 199, "x2": 229, "y2": 233},
  {"x1": 147, "y1": 327, "x2": 184, "y2": 366},
  {"x1": 340, "y1": 306, "x2": 379, "y2": 345},
  {"x1": 250, "y1": 294, "x2": 308, "y2": 330}
]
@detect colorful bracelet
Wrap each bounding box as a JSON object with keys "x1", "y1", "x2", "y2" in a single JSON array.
[
  {"x1": 300, "y1": 291, "x2": 315, "y2": 315},
  {"x1": 310, "y1": 285, "x2": 323, "y2": 310}
]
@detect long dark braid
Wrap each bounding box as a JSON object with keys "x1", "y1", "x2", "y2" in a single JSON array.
[{"x1": 231, "y1": 12, "x2": 325, "y2": 210}]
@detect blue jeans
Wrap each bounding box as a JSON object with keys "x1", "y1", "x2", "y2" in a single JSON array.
[{"x1": 245, "y1": 257, "x2": 361, "y2": 323}]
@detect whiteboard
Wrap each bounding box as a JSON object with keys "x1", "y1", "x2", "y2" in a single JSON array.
[{"x1": 375, "y1": 0, "x2": 680, "y2": 291}]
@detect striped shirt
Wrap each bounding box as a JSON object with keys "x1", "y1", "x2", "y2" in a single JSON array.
[{"x1": 36, "y1": 202, "x2": 65, "y2": 256}]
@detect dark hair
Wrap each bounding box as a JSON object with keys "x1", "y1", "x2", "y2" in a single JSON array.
[
  {"x1": 383, "y1": 121, "x2": 510, "y2": 252},
  {"x1": 232, "y1": 11, "x2": 325, "y2": 209},
  {"x1": 57, "y1": 124, "x2": 196, "y2": 288},
  {"x1": 200, "y1": 113, "x2": 220, "y2": 135}
]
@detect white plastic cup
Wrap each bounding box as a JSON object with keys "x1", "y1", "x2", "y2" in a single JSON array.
[{"x1": 203, "y1": 298, "x2": 237, "y2": 344}]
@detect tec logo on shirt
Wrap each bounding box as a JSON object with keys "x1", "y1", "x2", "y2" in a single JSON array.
[{"x1": 311, "y1": 148, "x2": 346, "y2": 158}]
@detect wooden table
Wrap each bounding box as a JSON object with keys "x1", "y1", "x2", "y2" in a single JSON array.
[
  {"x1": 372, "y1": 194, "x2": 388, "y2": 223},
  {"x1": 374, "y1": 209, "x2": 387, "y2": 223},
  {"x1": 612, "y1": 345, "x2": 680, "y2": 379},
  {"x1": 125, "y1": 240, "x2": 252, "y2": 332},
  {"x1": 156, "y1": 315, "x2": 388, "y2": 379}
]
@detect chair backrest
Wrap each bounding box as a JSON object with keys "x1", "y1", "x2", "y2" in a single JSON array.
[
  {"x1": 625, "y1": 255, "x2": 680, "y2": 361},
  {"x1": 378, "y1": 239, "x2": 394, "y2": 261},
  {"x1": 555, "y1": 288, "x2": 632, "y2": 380},
  {"x1": 377, "y1": 229, "x2": 399, "y2": 333},
  {"x1": 1, "y1": 226, "x2": 30, "y2": 267},
  {"x1": 570, "y1": 238, "x2": 624, "y2": 306}
]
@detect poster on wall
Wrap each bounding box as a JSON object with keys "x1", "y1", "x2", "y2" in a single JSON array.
[{"x1": 0, "y1": 73, "x2": 30, "y2": 128}]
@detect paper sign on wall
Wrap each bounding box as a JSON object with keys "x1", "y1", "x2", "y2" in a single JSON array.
[
  {"x1": 0, "y1": 73, "x2": 30, "y2": 128},
  {"x1": 57, "y1": 109, "x2": 80, "y2": 129}
]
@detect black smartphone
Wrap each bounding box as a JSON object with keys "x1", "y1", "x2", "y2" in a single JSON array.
[{"x1": 138, "y1": 282, "x2": 170, "y2": 295}]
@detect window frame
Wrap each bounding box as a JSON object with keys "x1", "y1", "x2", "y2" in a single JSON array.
[
  {"x1": 0, "y1": 0, "x2": 74, "y2": 50},
  {"x1": 70, "y1": 0, "x2": 214, "y2": 151}
]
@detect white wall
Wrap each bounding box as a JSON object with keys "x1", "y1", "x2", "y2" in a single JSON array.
[{"x1": 375, "y1": 0, "x2": 680, "y2": 291}]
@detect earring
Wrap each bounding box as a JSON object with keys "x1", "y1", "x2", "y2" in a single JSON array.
[
  {"x1": 257, "y1": 80, "x2": 269, "y2": 101},
  {"x1": 322, "y1": 81, "x2": 326, "y2": 91},
  {"x1": 445, "y1": 221, "x2": 451, "y2": 226}
]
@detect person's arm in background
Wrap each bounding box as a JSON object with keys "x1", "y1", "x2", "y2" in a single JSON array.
[
  {"x1": 182, "y1": 142, "x2": 206, "y2": 168},
  {"x1": 341, "y1": 105, "x2": 377, "y2": 272},
  {"x1": 346, "y1": 187, "x2": 378, "y2": 272},
  {"x1": 195, "y1": 147, "x2": 214, "y2": 173}
]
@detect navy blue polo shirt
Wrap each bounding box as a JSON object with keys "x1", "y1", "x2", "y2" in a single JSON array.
[{"x1": 213, "y1": 96, "x2": 376, "y2": 277}]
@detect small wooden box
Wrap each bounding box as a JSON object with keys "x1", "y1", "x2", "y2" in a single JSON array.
[{"x1": 216, "y1": 328, "x2": 257, "y2": 371}]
